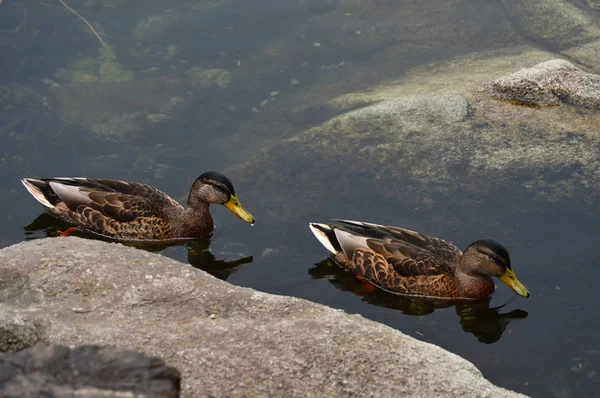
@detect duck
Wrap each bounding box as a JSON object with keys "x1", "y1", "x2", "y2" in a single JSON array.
[
  {"x1": 21, "y1": 171, "x2": 255, "y2": 241},
  {"x1": 309, "y1": 220, "x2": 530, "y2": 300}
]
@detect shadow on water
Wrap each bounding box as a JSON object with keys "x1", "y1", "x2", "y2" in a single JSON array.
[
  {"x1": 309, "y1": 258, "x2": 528, "y2": 344},
  {"x1": 23, "y1": 212, "x2": 253, "y2": 280}
]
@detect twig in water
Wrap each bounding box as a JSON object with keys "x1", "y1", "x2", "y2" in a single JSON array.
[{"x1": 57, "y1": 0, "x2": 110, "y2": 51}]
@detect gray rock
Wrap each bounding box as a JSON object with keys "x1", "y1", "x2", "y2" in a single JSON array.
[
  {"x1": 349, "y1": 94, "x2": 470, "y2": 126},
  {"x1": 232, "y1": 93, "x2": 478, "y2": 225},
  {"x1": 289, "y1": 46, "x2": 557, "y2": 115},
  {"x1": 0, "y1": 237, "x2": 524, "y2": 398},
  {"x1": 0, "y1": 343, "x2": 180, "y2": 398},
  {"x1": 500, "y1": 0, "x2": 600, "y2": 49},
  {"x1": 488, "y1": 59, "x2": 600, "y2": 108},
  {"x1": 561, "y1": 40, "x2": 600, "y2": 74},
  {"x1": 227, "y1": 49, "x2": 600, "y2": 225},
  {"x1": 0, "y1": 310, "x2": 42, "y2": 353}
]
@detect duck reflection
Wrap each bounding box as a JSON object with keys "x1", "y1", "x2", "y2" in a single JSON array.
[
  {"x1": 23, "y1": 213, "x2": 252, "y2": 280},
  {"x1": 309, "y1": 259, "x2": 527, "y2": 344}
]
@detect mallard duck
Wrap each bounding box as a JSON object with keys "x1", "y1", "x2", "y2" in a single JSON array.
[
  {"x1": 21, "y1": 171, "x2": 255, "y2": 241},
  {"x1": 309, "y1": 220, "x2": 530, "y2": 300}
]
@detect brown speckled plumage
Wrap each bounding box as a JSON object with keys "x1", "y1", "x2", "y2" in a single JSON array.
[
  {"x1": 310, "y1": 220, "x2": 529, "y2": 300},
  {"x1": 22, "y1": 172, "x2": 255, "y2": 242}
]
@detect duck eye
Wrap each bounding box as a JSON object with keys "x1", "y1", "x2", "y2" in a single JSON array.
[
  {"x1": 213, "y1": 183, "x2": 229, "y2": 195},
  {"x1": 490, "y1": 254, "x2": 500, "y2": 263}
]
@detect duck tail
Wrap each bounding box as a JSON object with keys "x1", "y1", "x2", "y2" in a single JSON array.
[
  {"x1": 21, "y1": 178, "x2": 58, "y2": 208},
  {"x1": 309, "y1": 223, "x2": 342, "y2": 254}
]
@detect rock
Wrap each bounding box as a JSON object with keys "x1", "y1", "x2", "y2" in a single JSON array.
[
  {"x1": 0, "y1": 343, "x2": 180, "y2": 398},
  {"x1": 0, "y1": 311, "x2": 42, "y2": 353},
  {"x1": 561, "y1": 40, "x2": 600, "y2": 74},
  {"x1": 133, "y1": 14, "x2": 179, "y2": 42},
  {"x1": 261, "y1": 46, "x2": 556, "y2": 136},
  {"x1": 487, "y1": 59, "x2": 600, "y2": 108},
  {"x1": 0, "y1": 237, "x2": 524, "y2": 398},
  {"x1": 227, "y1": 48, "x2": 600, "y2": 230},
  {"x1": 324, "y1": 47, "x2": 557, "y2": 110},
  {"x1": 53, "y1": 77, "x2": 187, "y2": 125},
  {"x1": 186, "y1": 67, "x2": 232, "y2": 90},
  {"x1": 312, "y1": 0, "x2": 521, "y2": 56},
  {"x1": 499, "y1": 0, "x2": 600, "y2": 49},
  {"x1": 256, "y1": 0, "x2": 521, "y2": 79},
  {"x1": 51, "y1": 77, "x2": 192, "y2": 142},
  {"x1": 0, "y1": 84, "x2": 49, "y2": 110},
  {"x1": 54, "y1": 48, "x2": 133, "y2": 84}
]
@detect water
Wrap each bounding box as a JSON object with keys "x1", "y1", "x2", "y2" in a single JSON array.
[{"x1": 1, "y1": 1, "x2": 599, "y2": 396}]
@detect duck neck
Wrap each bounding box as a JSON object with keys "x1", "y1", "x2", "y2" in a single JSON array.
[
  {"x1": 177, "y1": 202, "x2": 214, "y2": 238},
  {"x1": 455, "y1": 269, "x2": 495, "y2": 299}
]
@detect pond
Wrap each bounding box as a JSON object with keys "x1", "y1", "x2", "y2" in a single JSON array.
[{"x1": 1, "y1": 1, "x2": 599, "y2": 397}]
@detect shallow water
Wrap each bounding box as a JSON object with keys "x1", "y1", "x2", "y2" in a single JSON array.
[{"x1": 1, "y1": 1, "x2": 599, "y2": 396}]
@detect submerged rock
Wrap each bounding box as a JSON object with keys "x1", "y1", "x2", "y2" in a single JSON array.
[
  {"x1": 0, "y1": 84, "x2": 49, "y2": 110},
  {"x1": 186, "y1": 67, "x2": 232, "y2": 90},
  {"x1": 0, "y1": 237, "x2": 524, "y2": 398},
  {"x1": 0, "y1": 343, "x2": 180, "y2": 398},
  {"x1": 90, "y1": 111, "x2": 161, "y2": 143},
  {"x1": 228, "y1": 48, "x2": 600, "y2": 230},
  {"x1": 499, "y1": 0, "x2": 600, "y2": 49},
  {"x1": 487, "y1": 59, "x2": 600, "y2": 108},
  {"x1": 133, "y1": 14, "x2": 179, "y2": 42},
  {"x1": 561, "y1": 40, "x2": 600, "y2": 74},
  {"x1": 55, "y1": 48, "x2": 133, "y2": 84},
  {"x1": 51, "y1": 77, "x2": 192, "y2": 142}
]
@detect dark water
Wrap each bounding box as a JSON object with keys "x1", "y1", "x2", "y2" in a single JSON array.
[{"x1": 1, "y1": 1, "x2": 599, "y2": 397}]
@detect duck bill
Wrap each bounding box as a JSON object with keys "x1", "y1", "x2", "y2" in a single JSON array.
[
  {"x1": 224, "y1": 195, "x2": 255, "y2": 224},
  {"x1": 500, "y1": 268, "x2": 530, "y2": 298}
]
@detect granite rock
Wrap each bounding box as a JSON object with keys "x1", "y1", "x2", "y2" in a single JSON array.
[
  {"x1": 0, "y1": 343, "x2": 180, "y2": 398},
  {"x1": 0, "y1": 237, "x2": 525, "y2": 398},
  {"x1": 488, "y1": 59, "x2": 600, "y2": 108}
]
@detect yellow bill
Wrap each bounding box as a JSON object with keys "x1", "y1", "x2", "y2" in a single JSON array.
[
  {"x1": 500, "y1": 268, "x2": 530, "y2": 298},
  {"x1": 224, "y1": 195, "x2": 255, "y2": 224}
]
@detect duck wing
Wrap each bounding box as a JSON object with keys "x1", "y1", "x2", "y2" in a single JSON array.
[
  {"x1": 332, "y1": 220, "x2": 462, "y2": 276},
  {"x1": 23, "y1": 178, "x2": 181, "y2": 222}
]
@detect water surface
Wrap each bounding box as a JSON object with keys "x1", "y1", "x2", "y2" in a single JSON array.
[{"x1": 1, "y1": 1, "x2": 599, "y2": 397}]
